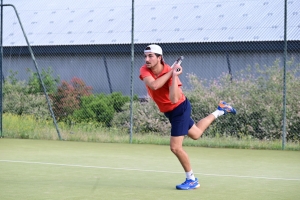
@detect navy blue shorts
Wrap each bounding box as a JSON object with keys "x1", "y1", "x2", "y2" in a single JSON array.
[{"x1": 164, "y1": 98, "x2": 195, "y2": 137}]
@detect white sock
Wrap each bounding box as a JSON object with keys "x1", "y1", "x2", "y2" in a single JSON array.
[
  {"x1": 212, "y1": 109, "x2": 225, "y2": 119},
  {"x1": 186, "y1": 170, "x2": 195, "y2": 180}
]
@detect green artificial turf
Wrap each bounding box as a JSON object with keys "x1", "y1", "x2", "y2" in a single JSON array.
[{"x1": 0, "y1": 138, "x2": 299, "y2": 200}]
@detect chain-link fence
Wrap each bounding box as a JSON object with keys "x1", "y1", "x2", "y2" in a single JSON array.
[{"x1": 1, "y1": 1, "x2": 300, "y2": 144}]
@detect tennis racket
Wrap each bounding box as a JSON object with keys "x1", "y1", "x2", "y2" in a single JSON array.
[{"x1": 170, "y1": 56, "x2": 184, "y2": 72}]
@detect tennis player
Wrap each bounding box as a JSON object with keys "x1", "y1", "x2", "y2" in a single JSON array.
[{"x1": 139, "y1": 44, "x2": 236, "y2": 190}]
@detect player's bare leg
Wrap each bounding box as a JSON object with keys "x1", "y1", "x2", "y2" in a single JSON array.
[
  {"x1": 188, "y1": 101, "x2": 237, "y2": 140},
  {"x1": 170, "y1": 136, "x2": 191, "y2": 172},
  {"x1": 171, "y1": 135, "x2": 200, "y2": 190},
  {"x1": 188, "y1": 114, "x2": 215, "y2": 140}
]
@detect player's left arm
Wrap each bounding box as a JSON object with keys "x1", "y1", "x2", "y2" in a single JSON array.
[{"x1": 169, "y1": 64, "x2": 182, "y2": 104}]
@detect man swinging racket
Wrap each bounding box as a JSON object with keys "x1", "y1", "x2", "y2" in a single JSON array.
[{"x1": 139, "y1": 44, "x2": 236, "y2": 190}]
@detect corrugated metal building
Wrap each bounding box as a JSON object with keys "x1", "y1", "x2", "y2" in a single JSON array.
[{"x1": 2, "y1": 0, "x2": 300, "y2": 96}]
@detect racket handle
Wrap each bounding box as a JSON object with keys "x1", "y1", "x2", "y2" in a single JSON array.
[
  {"x1": 176, "y1": 59, "x2": 182, "y2": 72},
  {"x1": 171, "y1": 56, "x2": 184, "y2": 69}
]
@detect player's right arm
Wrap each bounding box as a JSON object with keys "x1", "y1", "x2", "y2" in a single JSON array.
[{"x1": 143, "y1": 70, "x2": 173, "y2": 90}]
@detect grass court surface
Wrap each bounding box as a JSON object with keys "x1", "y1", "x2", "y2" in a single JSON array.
[{"x1": 0, "y1": 139, "x2": 299, "y2": 200}]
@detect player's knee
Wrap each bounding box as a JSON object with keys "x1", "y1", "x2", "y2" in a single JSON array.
[
  {"x1": 187, "y1": 132, "x2": 200, "y2": 140},
  {"x1": 170, "y1": 146, "x2": 181, "y2": 154},
  {"x1": 189, "y1": 135, "x2": 199, "y2": 140},
  {"x1": 188, "y1": 129, "x2": 203, "y2": 140}
]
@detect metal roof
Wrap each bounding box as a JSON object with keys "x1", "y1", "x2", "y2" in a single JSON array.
[{"x1": 2, "y1": 0, "x2": 300, "y2": 46}]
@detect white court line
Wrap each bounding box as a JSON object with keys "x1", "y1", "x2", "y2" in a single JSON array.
[{"x1": 1, "y1": 159, "x2": 299, "y2": 181}]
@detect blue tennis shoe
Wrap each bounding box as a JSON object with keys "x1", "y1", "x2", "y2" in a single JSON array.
[
  {"x1": 218, "y1": 101, "x2": 236, "y2": 115},
  {"x1": 176, "y1": 178, "x2": 200, "y2": 190}
]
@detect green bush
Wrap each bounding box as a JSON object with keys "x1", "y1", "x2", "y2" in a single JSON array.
[
  {"x1": 3, "y1": 79, "x2": 50, "y2": 120},
  {"x1": 110, "y1": 92, "x2": 130, "y2": 112},
  {"x1": 27, "y1": 67, "x2": 60, "y2": 94},
  {"x1": 72, "y1": 92, "x2": 130, "y2": 126}
]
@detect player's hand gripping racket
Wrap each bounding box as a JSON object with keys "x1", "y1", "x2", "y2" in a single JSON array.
[{"x1": 171, "y1": 56, "x2": 184, "y2": 72}]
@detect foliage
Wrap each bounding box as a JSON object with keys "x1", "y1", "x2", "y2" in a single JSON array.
[
  {"x1": 7, "y1": 70, "x2": 19, "y2": 85},
  {"x1": 27, "y1": 67, "x2": 60, "y2": 94},
  {"x1": 186, "y1": 59, "x2": 300, "y2": 141},
  {"x1": 71, "y1": 92, "x2": 130, "y2": 126},
  {"x1": 110, "y1": 92, "x2": 131, "y2": 112},
  {"x1": 72, "y1": 94, "x2": 114, "y2": 126},
  {"x1": 111, "y1": 99, "x2": 171, "y2": 134},
  {"x1": 3, "y1": 78, "x2": 50, "y2": 120},
  {"x1": 51, "y1": 77, "x2": 93, "y2": 120}
]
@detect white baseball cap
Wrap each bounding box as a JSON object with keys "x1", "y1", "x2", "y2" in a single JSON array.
[{"x1": 144, "y1": 44, "x2": 163, "y2": 55}]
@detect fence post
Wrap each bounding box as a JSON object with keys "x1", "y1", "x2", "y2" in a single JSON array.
[
  {"x1": 0, "y1": 0, "x2": 3, "y2": 138},
  {"x1": 129, "y1": 0, "x2": 135, "y2": 143},
  {"x1": 282, "y1": 0, "x2": 288, "y2": 150}
]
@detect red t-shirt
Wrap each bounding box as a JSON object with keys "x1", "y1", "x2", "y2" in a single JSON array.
[{"x1": 139, "y1": 63, "x2": 186, "y2": 112}]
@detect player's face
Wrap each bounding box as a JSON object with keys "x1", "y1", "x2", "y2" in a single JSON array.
[{"x1": 144, "y1": 53, "x2": 160, "y2": 69}]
